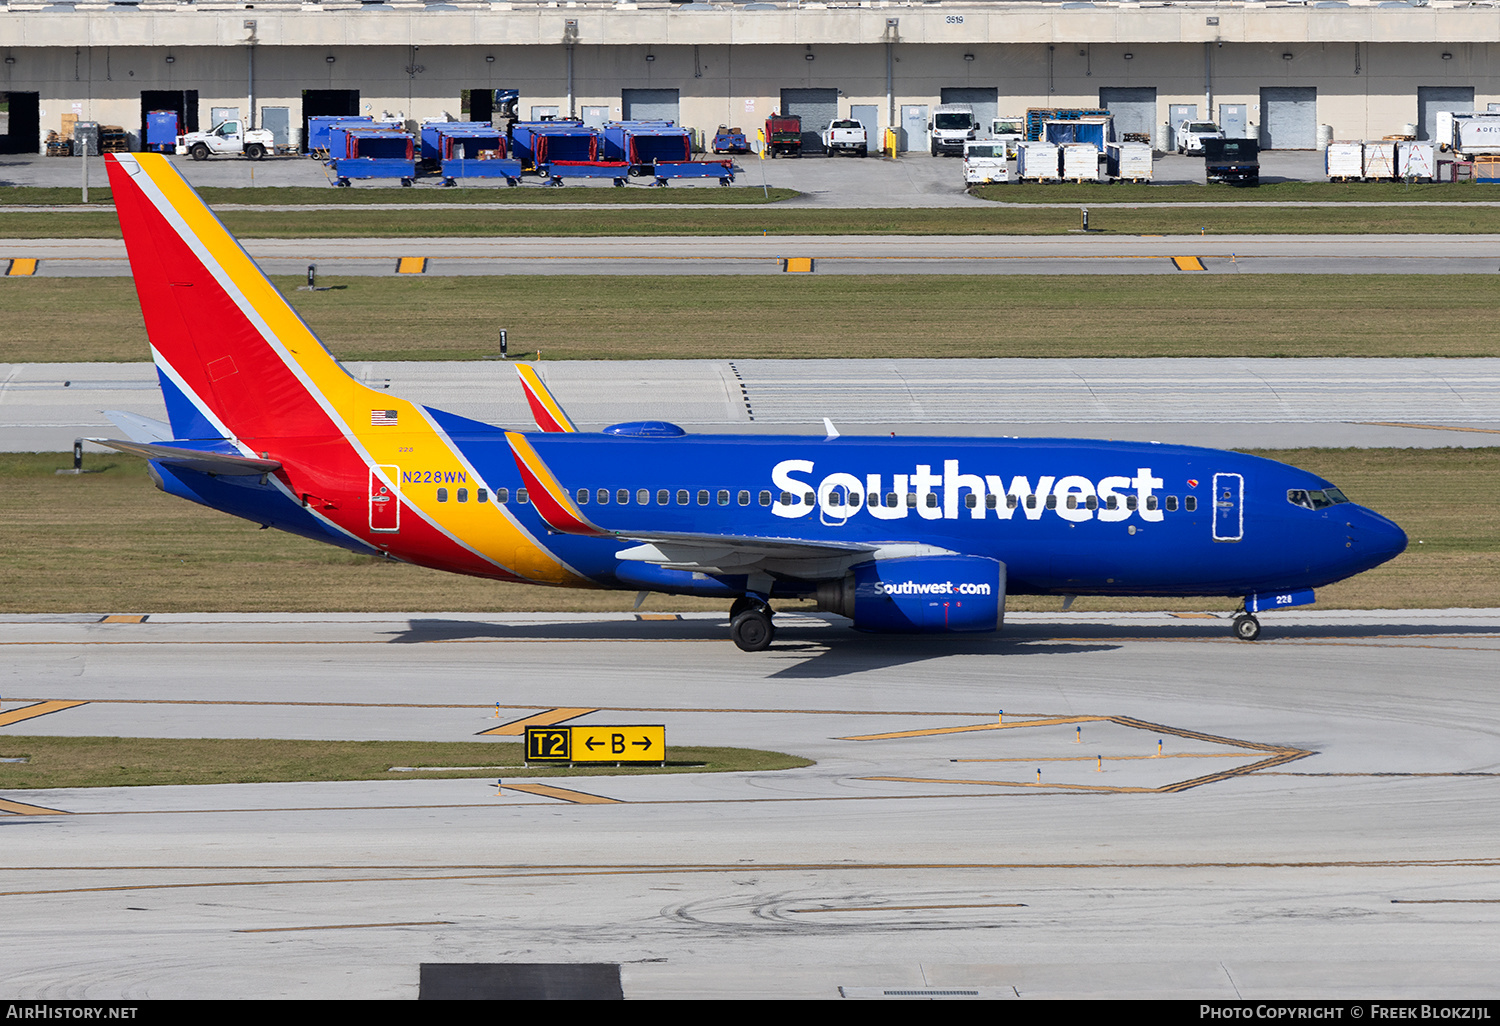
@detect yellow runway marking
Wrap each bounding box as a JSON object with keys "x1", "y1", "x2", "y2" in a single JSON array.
[
  {"x1": 99, "y1": 614, "x2": 148, "y2": 623},
  {"x1": 781, "y1": 257, "x2": 815, "y2": 273},
  {"x1": 0, "y1": 700, "x2": 88, "y2": 728},
  {"x1": 0, "y1": 796, "x2": 69, "y2": 816},
  {"x1": 236, "y1": 921, "x2": 452, "y2": 933},
  {"x1": 842, "y1": 715, "x2": 1104, "y2": 741},
  {"x1": 792, "y1": 902, "x2": 1027, "y2": 913},
  {"x1": 501, "y1": 782, "x2": 622, "y2": 804},
  {"x1": 5, "y1": 258, "x2": 38, "y2": 276},
  {"x1": 1172, "y1": 256, "x2": 1206, "y2": 270},
  {"x1": 636, "y1": 613, "x2": 681, "y2": 621},
  {"x1": 954, "y1": 752, "x2": 1262, "y2": 763},
  {"x1": 1359, "y1": 421, "x2": 1500, "y2": 436},
  {"x1": 479, "y1": 707, "x2": 597, "y2": 737},
  {"x1": 6, "y1": 859, "x2": 1496, "y2": 899},
  {"x1": 395, "y1": 256, "x2": 428, "y2": 274},
  {"x1": 1171, "y1": 612, "x2": 1219, "y2": 619}
]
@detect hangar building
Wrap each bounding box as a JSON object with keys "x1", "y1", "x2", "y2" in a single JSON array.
[{"x1": 1, "y1": 1, "x2": 1497, "y2": 155}]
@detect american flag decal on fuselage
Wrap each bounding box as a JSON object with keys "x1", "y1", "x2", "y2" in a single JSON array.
[{"x1": 371, "y1": 410, "x2": 398, "y2": 426}]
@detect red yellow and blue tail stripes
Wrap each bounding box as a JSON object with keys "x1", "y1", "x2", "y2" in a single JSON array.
[
  {"x1": 105, "y1": 152, "x2": 585, "y2": 586},
  {"x1": 516, "y1": 364, "x2": 578, "y2": 433}
]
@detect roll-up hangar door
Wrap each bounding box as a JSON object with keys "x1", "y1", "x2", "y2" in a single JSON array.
[
  {"x1": 1418, "y1": 86, "x2": 1474, "y2": 142},
  {"x1": 781, "y1": 88, "x2": 838, "y2": 154},
  {"x1": 941, "y1": 87, "x2": 998, "y2": 138},
  {"x1": 622, "y1": 89, "x2": 680, "y2": 124},
  {"x1": 1260, "y1": 87, "x2": 1317, "y2": 149},
  {"x1": 1100, "y1": 87, "x2": 1157, "y2": 147}
]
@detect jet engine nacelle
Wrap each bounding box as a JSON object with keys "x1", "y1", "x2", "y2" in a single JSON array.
[{"x1": 816, "y1": 556, "x2": 1007, "y2": 634}]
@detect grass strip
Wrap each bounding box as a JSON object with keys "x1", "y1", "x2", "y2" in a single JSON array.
[
  {"x1": 5, "y1": 274, "x2": 1500, "y2": 364},
  {"x1": 0, "y1": 736, "x2": 811, "y2": 789},
  {"x1": 6, "y1": 204, "x2": 1500, "y2": 238},
  {"x1": 0, "y1": 447, "x2": 1494, "y2": 614}
]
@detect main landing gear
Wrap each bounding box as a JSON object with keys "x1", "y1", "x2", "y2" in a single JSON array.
[
  {"x1": 729, "y1": 596, "x2": 775, "y2": 652},
  {"x1": 1232, "y1": 612, "x2": 1262, "y2": 641}
]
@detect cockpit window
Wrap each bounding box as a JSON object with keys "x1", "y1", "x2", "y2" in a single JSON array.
[{"x1": 1288, "y1": 487, "x2": 1350, "y2": 510}]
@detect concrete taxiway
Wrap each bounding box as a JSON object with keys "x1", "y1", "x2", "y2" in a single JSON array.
[
  {"x1": 3, "y1": 609, "x2": 1500, "y2": 999},
  {"x1": 5, "y1": 357, "x2": 1499, "y2": 453},
  {"x1": 10, "y1": 233, "x2": 1500, "y2": 277}
]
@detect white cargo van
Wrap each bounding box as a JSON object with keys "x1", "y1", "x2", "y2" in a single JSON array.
[{"x1": 929, "y1": 104, "x2": 978, "y2": 157}]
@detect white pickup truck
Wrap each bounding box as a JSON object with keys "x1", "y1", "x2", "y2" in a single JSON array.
[
  {"x1": 175, "y1": 120, "x2": 275, "y2": 161},
  {"x1": 821, "y1": 118, "x2": 868, "y2": 156}
]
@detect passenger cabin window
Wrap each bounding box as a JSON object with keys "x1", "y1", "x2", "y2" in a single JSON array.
[
  {"x1": 738, "y1": 490, "x2": 751, "y2": 506},
  {"x1": 697, "y1": 490, "x2": 710, "y2": 506},
  {"x1": 479, "y1": 488, "x2": 491, "y2": 503},
  {"x1": 1184, "y1": 496, "x2": 1196, "y2": 511},
  {"x1": 457, "y1": 488, "x2": 468, "y2": 503},
  {"x1": 717, "y1": 489, "x2": 730, "y2": 506},
  {"x1": 576, "y1": 488, "x2": 588, "y2": 504},
  {"x1": 677, "y1": 489, "x2": 690, "y2": 505},
  {"x1": 759, "y1": 491, "x2": 772, "y2": 506},
  {"x1": 596, "y1": 488, "x2": 609, "y2": 505},
  {"x1": 637, "y1": 489, "x2": 650, "y2": 505},
  {"x1": 437, "y1": 487, "x2": 448, "y2": 502},
  {"x1": 1165, "y1": 495, "x2": 1177, "y2": 512},
  {"x1": 657, "y1": 489, "x2": 669, "y2": 505},
  {"x1": 618, "y1": 489, "x2": 630, "y2": 505}
]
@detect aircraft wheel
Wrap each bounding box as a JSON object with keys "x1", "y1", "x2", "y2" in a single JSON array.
[
  {"x1": 730, "y1": 607, "x2": 774, "y2": 652},
  {"x1": 1232, "y1": 615, "x2": 1262, "y2": 642}
]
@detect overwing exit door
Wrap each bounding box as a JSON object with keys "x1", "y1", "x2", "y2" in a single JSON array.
[
  {"x1": 1212, "y1": 473, "x2": 1243, "y2": 542},
  {"x1": 370, "y1": 466, "x2": 400, "y2": 533}
]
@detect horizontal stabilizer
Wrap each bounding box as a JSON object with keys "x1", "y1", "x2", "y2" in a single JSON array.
[
  {"x1": 88, "y1": 438, "x2": 282, "y2": 476},
  {"x1": 103, "y1": 410, "x2": 174, "y2": 444}
]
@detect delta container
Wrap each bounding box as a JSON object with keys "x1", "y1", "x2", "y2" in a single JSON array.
[
  {"x1": 1060, "y1": 142, "x2": 1103, "y2": 181},
  {"x1": 1397, "y1": 141, "x2": 1436, "y2": 180},
  {"x1": 1106, "y1": 142, "x2": 1153, "y2": 182},
  {"x1": 1362, "y1": 140, "x2": 1397, "y2": 180},
  {"x1": 1016, "y1": 141, "x2": 1060, "y2": 181},
  {"x1": 1325, "y1": 142, "x2": 1363, "y2": 180}
]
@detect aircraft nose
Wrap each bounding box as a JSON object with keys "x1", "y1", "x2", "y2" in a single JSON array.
[{"x1": 1352, "y1": 507, "x2": 1408, "y2": 568}]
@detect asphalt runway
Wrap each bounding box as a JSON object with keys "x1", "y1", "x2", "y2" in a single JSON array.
[
  {"x1": 11, "y1": 233, "x2": 1500, "y2": 277},
  {"x1": 5, "y1": 357, "x2": 1498, "y2": 453},
  {"x1": 3, "y1": 609, "x2": 1500, "y2": 999}
]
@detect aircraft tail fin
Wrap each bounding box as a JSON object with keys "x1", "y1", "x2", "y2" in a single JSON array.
[
  {"x1": 104, "y1": 152, "x2": 370, "y2": 446},
  {"x1": 516, "y1": 364, "x2": 578, "y2": 433}
]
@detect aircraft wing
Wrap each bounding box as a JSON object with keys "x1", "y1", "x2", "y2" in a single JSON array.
[{"x1": 87, "y1": 438, "x2": 283, "y2": 476}]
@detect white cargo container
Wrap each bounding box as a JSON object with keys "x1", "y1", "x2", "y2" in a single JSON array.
[
  {"x1": 1016, "y1": 141, "x2": 1060, "y2": 181},
  {"x1": 1106, "y1": 141, "x2": 1153, "y2": 182},
  {"x1": 1455, "y1": 115, "x2": 1500, "y2": 155},
  {"x1": 1060, "y1": 143, "x2": 1102, "y2": 182},
  {"x1": 1397, "y1": 141, "x2": 1436, "y2": 180},
  {"x1": 1325, "y1": 142, "x2": 1364, "y2": 180},
  {"x1": 1362, "y1": 140, "x2": 1397, "y2": 180}
]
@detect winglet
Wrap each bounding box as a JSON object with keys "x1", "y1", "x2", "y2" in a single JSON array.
[
  {"x1": 505, "y1": 431, "x2": 608, "y2": 537},
  {"x1": 516, "y1": 364, "x2": 577, "y2": 433}
]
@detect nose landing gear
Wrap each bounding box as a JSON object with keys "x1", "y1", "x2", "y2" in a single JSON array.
[{"x1": 1232, "y1": 613, "x2": 1262, "y2": 641}]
